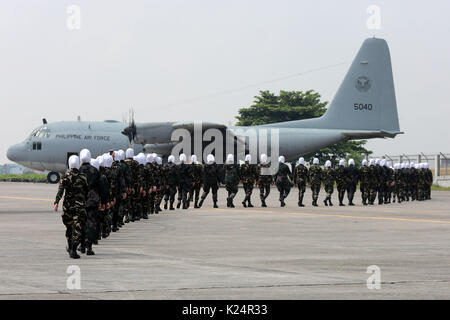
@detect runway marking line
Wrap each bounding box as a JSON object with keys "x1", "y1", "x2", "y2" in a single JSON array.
[
  {"x1": 211, "y1": 208, "x2": 450, "y2": 225},
  {"x1": 1, "y1": 195, "x2": 449, "y2": 225},
  {"x1": 0, "y1": 196, "x2": 54, "y2": 202}
]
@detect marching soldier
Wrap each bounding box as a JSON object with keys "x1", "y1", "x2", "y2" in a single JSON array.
[
  {"x1": 124, "y1": 148, "x2": 139, "y2": 222},
  {"x1": 164, "y1": 155, "x2": 178, "y2": 211},
  {"x1": 368, "y1": 159, "x2": 378, "y2": 205},
  {"x1": 188, "y1": 155, "x2": 203, "y2": 208},
  {"x1": 54, "y1": 155, "x2": 88, "y2": 259},
  {"x1": 257, "y1": 154, "x2": 272, "y2": 207},
  {"x1": 154, "y1": 156, "x2": 165, "y2": 213},
  {"x1": 345, "y1": 159, "x2": 359, "y2": 206},
  {"x1": 309, "y1": 158, "x2": 322, "y2": 207},
  {"x1": 240, "y1": 154, "x2": 258, "y2": 208},
  {"x1": 322, "y1": 160, "x2": 335, "y2": 206},
  {"x1": 224, "y1": 154, "x2": 240, "y2": 208},
  {"x1": 177, "y1": 153, "x2": 192, "y2": 209},
  {"x1": 111, "y1": 151, "x2": 127, "y2": 232},
  {"x1": 335, "y1": 159, "x2": 347, "y2": 206},
  {"x1": 273, "y1": 156, "x2": 293, "y2": 207},
  {"x1": 198, "y1": 154, "x2": 220, "y2": 208},
  {"x1": 359, "y1": 159, "x2": 370, "y2": 205},
  {"x1": 293, "y1": 157, "x2": 308, "y2": 207}
]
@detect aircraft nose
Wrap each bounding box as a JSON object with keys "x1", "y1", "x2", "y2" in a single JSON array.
[{"x1": 7, "y1": 143, "x2": 24, "y2": 162}]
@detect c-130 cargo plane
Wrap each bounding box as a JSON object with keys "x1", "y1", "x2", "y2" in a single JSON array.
[{"x1": 7, "y1": 38, "x2": 402, "y2": 183}]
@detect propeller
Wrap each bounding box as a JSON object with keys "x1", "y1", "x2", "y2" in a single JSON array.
[{"x1": 121, "y1": 108, "x2": 137, "y2": 144}]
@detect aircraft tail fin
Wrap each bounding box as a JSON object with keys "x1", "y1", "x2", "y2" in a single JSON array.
[{"x1": 316, "y1": 38, "x2": 401, "y2": 134}]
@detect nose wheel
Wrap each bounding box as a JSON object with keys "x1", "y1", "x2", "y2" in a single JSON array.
[{"x1": 47, "y1": 172, "x2": 60, "y2": 184}]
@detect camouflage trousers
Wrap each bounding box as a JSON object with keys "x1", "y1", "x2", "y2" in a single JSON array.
[
  {"x1": 324, "y1": 183, "x2": 334, "y2": 200},
  {"x1": 336, "y1": 183, "x2": 346, "y2": 203},
  {"x1": 201, "y1": 183, "x2": 218, "y2": 203},
  {"x1": 164, "y1": 184, "x2": 177, "y2": 205},
  {"x1": 62, "y1": 207, "x2": 85, "y2": 245},
  {"x1": 100, "y1": 208, "x2": 112, "y2": 236},
  {"x1": 83, "y1": 206, "x2": 98, "y2": 245},
  {"x1": 155, "y1": 188, "x2": 164, "y2": 209},
  {"x1": 242, "y1": 182, "x2": 254, "y2": 202},
  {"x1": 259, "y1": 183, "x2": 271, "y2": 201},
  {"x1": 297, "y1": 183, "x2": 306, "y2": 204},
  {"x1": 310, "y1": 182, "x2": 321, "y2": 202},
  {"x1": 147, "y1": 191, "x2": 156, "y2": 213},
  {"x1": 177, "y1": 184, "x2": 190, "y2": 207}
]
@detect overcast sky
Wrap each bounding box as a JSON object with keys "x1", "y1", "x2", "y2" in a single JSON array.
[{"x1": 1, "y1": 0, "x2": 449, "y2": 163}]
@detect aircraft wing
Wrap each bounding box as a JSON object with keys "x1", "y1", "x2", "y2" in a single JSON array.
[{"x1": 342, "y1": 130, "x2": 404, "y2": 139}]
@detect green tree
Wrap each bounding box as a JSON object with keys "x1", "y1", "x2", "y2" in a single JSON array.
[{"x1": 235, "y1": 90, "x2": 372, "y2": 164}]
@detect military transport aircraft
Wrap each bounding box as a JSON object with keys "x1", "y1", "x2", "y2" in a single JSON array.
[{"x1": 7, "y1": 37, "x2": 402, "y2": 183}]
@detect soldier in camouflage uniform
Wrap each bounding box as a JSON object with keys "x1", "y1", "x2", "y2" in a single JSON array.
[
  {"x1": 54, "y1": 155, "x2": 88, "y2": 259},
  {"x1": 124, "y1": 149, "x2": 142, "y2": 222},
  {"x1": 274, "y1": 156, "x2": 293, "y2": 207},
  {"x1": 224, "y1": 154, "x2": 240, "y2": 208},
  {"x1": 425, "y1": 163, "x2": 433, "y2": 200},
  {"x1": 383, "y1": 160, "x2": 394, "y2": 204},
  {"x1": 111, "y1": 150, "x2": 127, "y2": 232},
  {"x1": 136, "y1": 153, "x2": 148, "y2": 219},
  {"x1": 188, "y1": 155, "x2": 203, "y2": 208},
  {"x1": 392, "y1": 163, "x2": 400, "y2": 203},
  {"x1": 79, "y1": 149, "x2": 105, "y2": 256},
  {"x1": 417, "y1": 163, "x2": 425, "y2": 201},
  {"x1": 118, "y1": 150, "x2": 132, "y2": 225},
  {"x1": 144, "y1": 154, "x2": 157, "y2": 214},
  {"x1": 308, "y1": 157, "x2": 322, "y2": 207},
  {"x1": 375, "y1": 159, "x2": 385, "y2": 205},
  {"x1": 98, "y1": 156, "x2": 112, "y2": 239},
  {"x1": 257, "y1": 154, "x2": 272, "y2": 207},
  {"x1": 164, "y1": 155, "x2": 178, "y2": 210},
  {"x1": 403, "y1": 162, "x2": 411, "y2": 201},
  {"x1": 198, "y1": 154, "x2": 220, "y2": 208},
  {"x1": 409, "y1": 162, "x2": 418, "y2": 201},
  {"x1": 322, "y1": 160, "x2": 335, "y2": 206},
  {"x1": 345, "y1": 158, "x2": 359, "y2": 206},
  {"x1": 240, "y1": 154, "x2": 258, "y2": 208},
  {"x1": 154, "y1": 156, "x2": 165, "y2": 213},
  {"x1": 359, "y1": 159, "x2": 370, "y2": 205},
  {"x1": 335, "y1": 159, "x2": 347, "y2": 206},
  {"x1": 293, "y1": 157, "x2": 308, "y2": 207}
]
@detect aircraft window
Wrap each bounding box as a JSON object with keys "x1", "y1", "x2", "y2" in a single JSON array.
[
  {"x1": 31, "y1": 127, "x2": 51, "y2": 138},
  {"x1": 37, "y1": 142, "x2": 42, "y2": 150},
  {"x1": 32, "y1": 142, "x2": 42, "y2": 150}
]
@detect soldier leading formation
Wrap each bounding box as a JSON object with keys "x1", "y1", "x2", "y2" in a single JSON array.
[{"x1": 54, "y1": 150, "x2": 433, "y2": 259}]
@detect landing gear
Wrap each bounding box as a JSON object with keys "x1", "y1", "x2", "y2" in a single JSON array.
[{"x1": 47, "y1": 171, "x2": 60, "y2": 184}]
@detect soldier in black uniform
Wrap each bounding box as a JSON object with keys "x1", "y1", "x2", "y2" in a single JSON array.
[
  {"x1": 273, "y1": 156, "x2": 293, "y2": 207},
  {"x1": 345, "y1": 158, "x2": 359, "y2": 206},
  {"x1": 375, "y1": 159, "x2": 385, "y2": 205},
  {"x1": 136, "y1": 153, "x2": 148, "y2": 219},
  {"x1": 164, "y1": 155, "x2": 178, "y2": 210},
  {"x1": 188, "y1": 155, "x2": 203, "y2": 208},
  {"x1": 176, "y1": 153, "x2": 192, "y2": 209},
  {"x1": 79, "y1": 149, "x2": 106, "y2": 256},
  {"x1": 54, "y1": 155, "x2": 88, "y2": 259},
  {"x1": 257, "y1": 154, "x2": 272, "y2": 207},
  {"x1": 240, "y1": 154, "x2": 258, "y2": 208},
  {"x1": 111, "y1": 150, "x2": 127, "y2": 232},
  {"x1": 97, "y1": 156, "x2": 111, "y2": 239},
  {"x1": 144, "y1": 154, "x2": 157, "y2": 215},
  {"x1": 335, "y1": 159, "x2": 347, "y2": 206},
  {"x1": 224, "y1": 154, "x2": 240, "y2": 208},
  {"x1": 118, "y1": 150, "x2": 132, "y2": 225},
  {"x1": 198, "y1": 154, "x2": 220, "y2": 208},
  {"x1": 154, "y1": 156, "x2": 165, "y2": 213},
  {"x1": 293, "y1": 157, "x2": 308, "y2": 207}
]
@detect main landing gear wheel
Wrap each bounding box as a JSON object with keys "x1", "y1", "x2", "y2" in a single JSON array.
[{"x1": 47, "y1": 172, "x2": 60, "y2": 184}]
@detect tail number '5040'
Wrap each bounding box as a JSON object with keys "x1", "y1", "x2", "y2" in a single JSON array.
[{"x1": 354, "y1": 103, "x2": 373, "y2": 110}]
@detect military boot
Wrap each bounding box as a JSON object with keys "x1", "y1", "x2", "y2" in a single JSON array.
[
  {"x1": 78, "y1": 243, "x2": 86, "y2": 254},
  {"x1": 242, "y1": 200, "x2": 247, "y2": 208},
  {"x1": 194, "y1": 200, "x2": 199, "y2": 209},
  {"x1": 169, "y1": 201, "x2": 175, "y2": 210},
  {"x1": 247, "y1": 200, "x2": 254, "y2": 208},
  {"x1": 213, "y1": 201, "x2": 218, "y2": 208},
  {"x1": 261, "y1": 199, "x2": 267, "y2": 207},
  {"x1": 226, "y1": 197, "x2": 231, "y2": 207},
  {"x1": 280, "y1": 199, "x2": 285, "y2": 207},
  {"x1": 143, "y1": 212, "x2": 148, "y2": 219},
  {"x1": 66, "y1": 239, "x2": 71, "y2": 253},
  {"x1": 198, "y1": 199, "x2": 204, "y2": 208},
  {"x1": 328, "y1": 198, "x2": 333, "y2": 206},
  {"x1": 298, "y1": 201, "x2": 305, "y2": 207},
  {"x1": 313, "y1": 200, "x2": 318, "y2": 207},
  {"x1": 164, "y1": 201, "x2": 168, "y2": 210},
  {"x1": 86, "y1": 243, "x2": 95, "y2": 256},
  {"x1": 324, "y1": 199, "x2": 328, "y2": 206},
  {"x1": 69, "y1": 242, "x2": 80, "y2": 259},
  {"x1": 177, "y1": 201, "x2": 181, "y2": 209}
]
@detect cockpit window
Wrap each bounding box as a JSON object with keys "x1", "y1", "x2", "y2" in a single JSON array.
[{"x1": 30, "y1": 127, "x2": 51, "y2": 138}]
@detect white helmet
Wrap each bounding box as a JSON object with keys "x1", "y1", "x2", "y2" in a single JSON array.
[
  {"x1": 425, "y1": 163, "x2": 430, "y2": 169},
  {"x1": 179, "y1": 153, "x2": 187, "y2": 163},
  {"x1": 325, "y1": 160, "x2": 331, "y2": 167},
  {"x1": 156, "y1": 157, "x2": 162, "y2": 165},
  {"x1": 190, "y1": 154, "x2": 197, "y2": 163},
  {"x1": 168, "y1": 155, "x2": 175, "y2": 163},
  {"x1": 414, "y1": 163, "x2": 420, "y2": 169},
  {"x1": 103, "y1": 154, "x2": 113, "y2": 168},
  {"x1": 298, "y1": 157, "x2": 305, "y2": 165},
  {"x1": 375, "y1": 158, "x2": 380, "y2": 165},
  {"x1": 68, "y1": 155, "x2": 80, "y2": 169},
  {"x1": 207, "y1": 154, "x2": 215, "y2": 164},
  {"x1": 244, "y1": 154, "x2": 251, "y2": 162},
  {"x1": 348, "y1": 159, "x2": 355, "y2": 166},
  {"x1": 126, "y1": 148, "x2": 134, "y2": 159},
  {"x1": 362, "y1": 159, "x2": 368, "y2": 166},
  {"x1": 260, "y1": 154, "x2": 267, "y2": 164},
  {"x1": 278, "y1": 155, "x2": 285, "y2": 163},
  {"x1": 97, "y1": 155, "x2": 104, "y2": 167},
  {"x1": 146, "y1": 154, "x2": 154, "y2": 163},
  {"x1": 226, "y1": 154, "x2": 234, "y2": 163},
  {"x1": 80, "y1": 149, "x2": 91, "y2": 164},
  {"x1": 339, "y1": 159, "x2": 345, "y2": 166},
  {"x1": 117, "y1": 150, "x2": 125, "y2": 161},
  {"x1": 369, "y1": 159, "x2": 375, "y2": 166},
  {"x1": 90, "y1": 158, "x2": 100, "y2": 170},
  {"x1": 313, "y1": 158, "x2": 319, "y2": 165},
  {"x1": 380, "y1": 159, "x2": 386, "y2": 167},
  {"x1": 138, "y1": 153, "x2": 146, "y2": 165}
]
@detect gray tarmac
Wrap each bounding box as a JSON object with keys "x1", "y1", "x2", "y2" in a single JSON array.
[{"x1": 0, "y1": 181, "x2": 449, "y2": 300}]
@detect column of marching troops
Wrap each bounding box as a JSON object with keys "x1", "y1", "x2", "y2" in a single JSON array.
[{"x1": 54, "y1": 148, "x2": 433, "y2": 259}]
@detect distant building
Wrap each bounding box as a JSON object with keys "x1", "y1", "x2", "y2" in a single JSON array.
[{"x1": 0, "y1": 164, "x2": 25, "y2": 175}]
